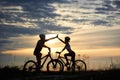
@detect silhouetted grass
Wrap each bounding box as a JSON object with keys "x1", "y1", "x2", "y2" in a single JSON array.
[{"x1": 0, "y1": 66, "x2": 120, "y2": 80}]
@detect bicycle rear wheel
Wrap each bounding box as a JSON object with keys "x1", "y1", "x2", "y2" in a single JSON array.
[
  {"x1": 23, "y1": 60, "x2": 37, "y2": 72},
  {"x1": 74, "y1": 60, "x2": 87, "y2": 72},
  {"x1": 47, "y1": 59, "x2": 64, "y2": 72}
]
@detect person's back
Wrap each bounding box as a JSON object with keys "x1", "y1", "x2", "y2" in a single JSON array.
[
  {"x1": 65, "y1": 42, "x2": 73, "y2": 53},
  {"x1": 34, "y1": 40, "x2": 45, "y2": 55}
]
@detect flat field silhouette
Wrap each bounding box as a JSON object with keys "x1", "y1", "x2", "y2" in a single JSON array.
[{"x1": 0, "y1": 66, "x2": 120, "y2": 80}]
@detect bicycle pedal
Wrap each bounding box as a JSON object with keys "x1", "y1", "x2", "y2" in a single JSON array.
[
  {"x1": 37, "y1": 65, "x2": 42, "y2": 68},
  {"x1": 67, "y1": 67, "x2": 70, "y2": 70},
  {"x1": 65, "y1": 63, "x2": 69, "y2": 66}
]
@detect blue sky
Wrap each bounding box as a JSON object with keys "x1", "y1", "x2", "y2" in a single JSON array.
[{"x1": 0, "y1": 0, "x2": 120, "y2": 69}]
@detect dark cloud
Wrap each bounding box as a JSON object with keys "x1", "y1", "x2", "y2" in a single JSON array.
[
  {"x1": 92, "y1": 20, "x2": 110, "y2": 26},
  {"x1": 0, "y1": 0, "x2": 74, "y2": 53},
  {"x1": 78, "y1": 0, "x2": 120, "y2": 26},
  {"x1": 0, "y1": 25, "x2": 39, "y2": 38},
  {"x1": 0, "y1": 24, "x2": 73, "y2": 38},
  {"x1": 0, "y1": 40, "x2": 13, "y2": 52},
  {"x1": 64, "y1": 0, "x2": 120, "y2": 27},
  {"x1": 0, "y1": 24, "x2": 73, "y2": 51},
  {"x1": 0, "y1": 0, "x2": 66, "y2": 3},
  {"x1": 96, "y1": 0, "x2": 120, "y2": 12},
  {"x1": 94, "y1": 0, "x2": 120, "y2": 26},
  {"x1": 113, "y1": 1, "x2": 120, "y2": 8},
  {"x1": 0, "y1": 0, "x2": 72, "y2": 35},
  {"x1": 0, "y1": 0, "x2": 59, "y2": 24}
]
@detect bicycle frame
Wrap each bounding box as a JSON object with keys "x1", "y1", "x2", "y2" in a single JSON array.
[
  {"x1": 40, "y1": 53, "x2": 53, "y2": 68},
  {"x1": 56, "y1": 53, "x2": 73, "y2": 67},
  {"x1": 56, "y1": 52, "x2": 87, "y2": 71}
]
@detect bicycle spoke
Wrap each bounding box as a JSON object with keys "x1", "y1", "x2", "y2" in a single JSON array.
[
  {"x1": 74, "y1": 60, "x2": 87, "y2": 71},
  {"x1": 23, "y1": 60, "x2": 37, "y2": 72},
  {"x1": 47, "y1": 60, "x2": 63, "y2": 72}
]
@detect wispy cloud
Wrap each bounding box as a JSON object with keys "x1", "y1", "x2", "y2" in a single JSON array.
[
  {"x1": 0, "y1": 0, "x2": 73, "y2": 52},
  {"x1": 0, "y1": 0, "x2": 120, "y2": 51},
  {"x1": 71, "y1": 26, "x2": 120, "y2": 49}
]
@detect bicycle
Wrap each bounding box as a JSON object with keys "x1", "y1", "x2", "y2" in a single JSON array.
[
  {"x1": 23, "y1": 51, "x2": 63, "y2": 72},
  {"x1": 55, "y1": 52, "x2": 87, "y2": 72}
]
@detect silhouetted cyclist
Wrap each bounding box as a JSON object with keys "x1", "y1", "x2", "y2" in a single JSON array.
[
  {"x1": 34, "y1": 34, "x2": 58, "y2": 68},
  {"x1": 57, "y1": 36, "x2": 76, "y2": 70}
]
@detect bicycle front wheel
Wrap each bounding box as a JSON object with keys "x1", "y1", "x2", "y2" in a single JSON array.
[
  {"x1": 47, "y1": 59, "x2": 64, "y2": 72},
  {"x1": 23, "y1": 60, "x2": 37, "y2": 72},
  {"x1": 74, "y1": 60, "x2": 87, "y2": 72}
]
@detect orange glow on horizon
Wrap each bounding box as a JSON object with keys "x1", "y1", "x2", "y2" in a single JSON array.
[
  {"x1": 2, "y1": 34, "x2": 120, "y2": 59},
  {"x1": 2, "y1": 48, "x2": 34, "y2": 56},
  {"x1": 2, "y1": 47, "x2": 120, "y2": 59}
]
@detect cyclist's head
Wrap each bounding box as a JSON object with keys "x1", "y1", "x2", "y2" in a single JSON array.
[
  {"x1": 65, "y1": 36, "x2": 70, "y2": 42},
  {"x1": 39, "y1": 34, "x2": 45, "y2": 40}
]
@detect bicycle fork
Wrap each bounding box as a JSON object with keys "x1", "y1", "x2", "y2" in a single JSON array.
[{"x1": 51, "y1": 59, "x2": 59, "y2": 68}]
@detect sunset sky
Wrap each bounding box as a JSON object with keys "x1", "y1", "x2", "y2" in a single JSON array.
[{"x1": 0, "y1": 0, "x2": 120, "y2": 70}]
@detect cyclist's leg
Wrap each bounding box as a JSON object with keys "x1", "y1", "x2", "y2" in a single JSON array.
[
  {"x1": 64, "y1": 53, "x2": 71, "y2": 65},
  {"x1": 35, "y1": 53, "x2": 42, "y2": 66},
  {"x1": 71, "y1": 52, "x2": 75, "y2": 65},
  {"x1": 71, "y1": 52, "x2": 75, "y2": 71}
]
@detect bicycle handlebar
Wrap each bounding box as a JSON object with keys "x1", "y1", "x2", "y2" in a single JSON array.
[
  {"x1": 56, "y1": 51, "x2": 61, "y2": 54},
  {"x1": 48, "y1": 47, "x2": 51, "y2": 53}
]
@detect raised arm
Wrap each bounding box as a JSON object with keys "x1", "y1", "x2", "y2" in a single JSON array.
[
  {"x1": 60, "y1": 46, "x2": 66, "y2": 53},
  {"x1": 43, "y1": 45, "x2": 51, "y2": 53},
  {"x1": 58, "y1": 37, "x2": 65, "y2": 44},
  {"x1": 45, "y1": 34, "x2": 58, "y2": 42}
]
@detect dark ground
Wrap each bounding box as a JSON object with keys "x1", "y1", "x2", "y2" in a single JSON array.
[{"x1": 0, "y1": 67, "x2": 120, "y2": 80}]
